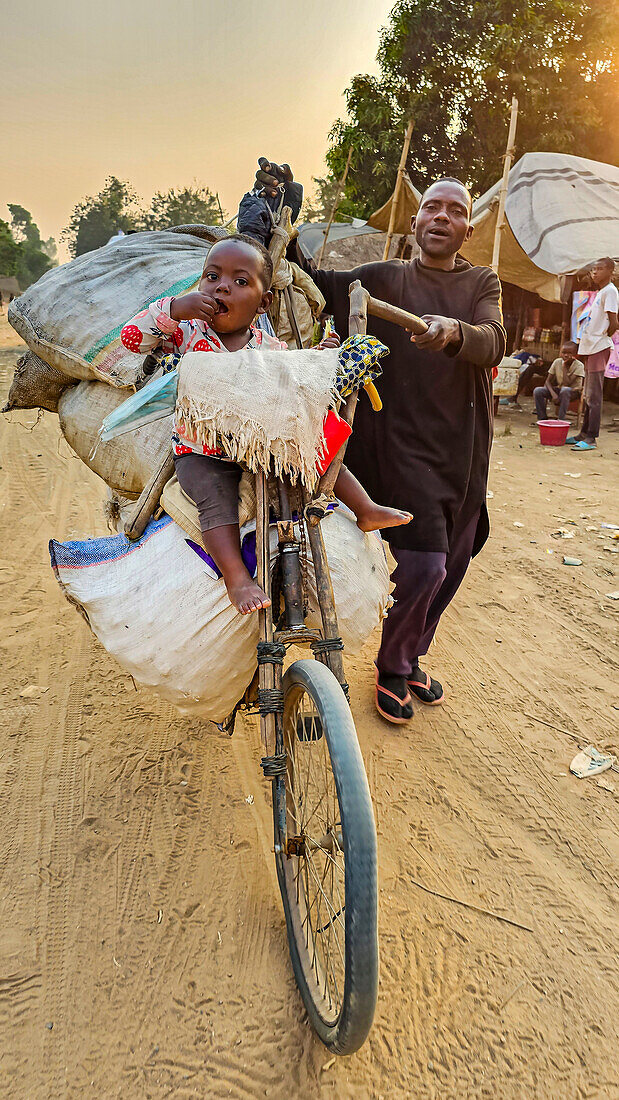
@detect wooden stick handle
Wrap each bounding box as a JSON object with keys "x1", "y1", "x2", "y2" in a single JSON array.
[
  {"x1": 124, "y1": 449, "x2": 175, "y2": 541},
  {"x1": 366, "y1": 294, "x2": 428, "y2": 334}
]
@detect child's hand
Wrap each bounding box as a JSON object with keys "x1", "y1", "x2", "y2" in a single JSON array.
[
  {"x1": 316, "y1": 333, "x2": 341, "y2": 350},
  {"x1": 170, "y1": 292, "x2": 217, "y2": 324}
]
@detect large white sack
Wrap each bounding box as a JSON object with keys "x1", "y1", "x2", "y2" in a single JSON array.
[
  {"x1": 157, "y1": 481, "x2": 389, "y2": 654},
  {"x1": 305, "y1": 506, "x2": 390, "y2": 655},
  {"x1": 50, "y1": 508, "x2": 389, "y2": 722},
  {"x1": 50, "y1": 515, "x2": 265, "y2": 722},
  {"x1": 8, "y1": 229, "x2": 223, "y2": 387},
  {"x1": 58, "y1": 381, "x2": 173, "y2": 497}
]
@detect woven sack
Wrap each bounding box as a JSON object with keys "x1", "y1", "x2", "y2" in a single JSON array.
[
  {"x1": 49, "y1": 509, "x2": 388, "y2": 722},
  {"x1": 3, "y1": 350, "x2": 74, "y2": 413},
  {"x1": 160, "y1": 485, "x2": 389, "y2": 655},
  {"x1": 49, "y1": 515, "x2": 277, "y2": 723},
  {"x1": 58, "y1": 381, "x2": 173, "y2": 497},
  {"x1": 8, "y1": 230, "x2": 218, "y2": 387}
]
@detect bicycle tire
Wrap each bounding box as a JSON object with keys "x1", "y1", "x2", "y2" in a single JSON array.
[{"x1": 273, "y1": 658, "x2": 378, "y2": 1054}]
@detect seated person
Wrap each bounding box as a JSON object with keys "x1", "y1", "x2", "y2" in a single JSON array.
[
  {"x1": 512, "y1": 349, "x2": 546, "y2": 402},
  {"x1": 533, "y1": 341, "x2": 584, "y2": 421},
  {"x1": 121, "y1": 234, "x2": 411, "y2": 615}
]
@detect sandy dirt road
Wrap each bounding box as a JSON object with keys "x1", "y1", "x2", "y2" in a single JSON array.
[{"x1": 1, "y1": 317, "x2": 618, "y2": 1098}]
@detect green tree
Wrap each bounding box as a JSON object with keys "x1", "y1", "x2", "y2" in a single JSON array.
[
  {"x1": 7, "y1": 204, "x2": 56, "y2": 287},
  {"x1": 325, "y1": 0, "x2": 619, "y2": 217},
  {"x1": 0, "y1": 219, "x2": 20, "y2": 278},
  {"x1": 143, "y1": 185, "x2": 224, "y2": 230},
  {"x1": 62, "y1": 177, "x2": 142, "y2": 257}
]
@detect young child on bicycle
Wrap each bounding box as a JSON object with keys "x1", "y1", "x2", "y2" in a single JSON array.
[{"x1": 121, "y1": 234, "x2": 410, "y2": 614}]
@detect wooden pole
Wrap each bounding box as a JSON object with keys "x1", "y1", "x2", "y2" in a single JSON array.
[
  {"x1": 491, "y1": 96, "x2": 519, "y2": 275},
  {"x1": 317, "y1": 146, "x2": 353, "y2": 270},
  {"x1": 382, "y1": 118, "x2": 415, "y2": 262}
]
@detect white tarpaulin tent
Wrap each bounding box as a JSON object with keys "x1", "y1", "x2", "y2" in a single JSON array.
[
  {"x1": 366, "y1": 153, "x2": 619, "y2": 302},
  {"x1": 462, "y1": 153, "x2": 619, "y2": 301}
]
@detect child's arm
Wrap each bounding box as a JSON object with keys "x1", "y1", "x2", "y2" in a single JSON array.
[
  {"x1": 120, "y1": 291, "x2": 218, "y2": 355},
  {"x1": 120, "y1": 296, "x2": 184, "y2": 355}
]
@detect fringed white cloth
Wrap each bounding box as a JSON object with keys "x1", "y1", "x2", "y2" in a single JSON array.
[{"x1": 175, "y1": 345, "x2": 341, "y2": 487}]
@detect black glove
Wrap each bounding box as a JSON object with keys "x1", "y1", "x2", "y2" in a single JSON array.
[
  {"x1": 254, "y1": 159, "x2": 303, "y2": 223},
  {"x1": 237, "y1": 159, "x2": 304, "y2": 247},
  {"x1": 237, "y1": 191, "x2": 272, "y2": 247}
]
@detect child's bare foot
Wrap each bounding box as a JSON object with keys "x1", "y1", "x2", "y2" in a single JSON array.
[
  {"x1": 224, "y1": 568, "x2": 271, "y2": 615},
  {"x1": 356, "y1": 504, "x2": 413, "y2": 533}
]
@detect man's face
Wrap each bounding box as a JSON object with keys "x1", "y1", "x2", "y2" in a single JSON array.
[
  {"x1": 412, "y1": 182, "x2": 473, "y2": 259},
  {"x1": 561, "y1": 346, "x2": 575, "y2": 366},
  {"x1": 591, "y1": 262, "x2": 613, "y2": 287},
  {"x1": 199, "y1": 241, "x2": 270, "y2": 333}
]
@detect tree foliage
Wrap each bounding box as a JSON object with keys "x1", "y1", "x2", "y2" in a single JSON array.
[
  {"x1": 7, "y1": 204, "x2": 56, "y2": 287},
  {"x1": 0, "y1": 219, "x2": 20, "y2": 279},
  {"x1": 62, "y1": 177, "x2": 142, "y2": 257},
  {"x1": 63, "y1": 179, "x2": 225, "y2": 256},
  {"x1": 142, "y1": 185, "x2": 224, "y2": 230},
  {"x1": 325, "y1": 0, "x2": 619, "y2": 217}
]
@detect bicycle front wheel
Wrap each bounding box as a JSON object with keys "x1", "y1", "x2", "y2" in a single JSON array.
[{"x1": 273, "y1": 659, "x2": 378, "y2": 1054}]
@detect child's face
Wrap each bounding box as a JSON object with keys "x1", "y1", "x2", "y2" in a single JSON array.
[{"x1": 199, "y1": 241, "x2": 271, "y2": 333}]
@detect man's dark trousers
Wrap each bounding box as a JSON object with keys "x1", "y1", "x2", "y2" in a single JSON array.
[{"x1": 377, "y1": 508, "x2": 481, "y2": 677}]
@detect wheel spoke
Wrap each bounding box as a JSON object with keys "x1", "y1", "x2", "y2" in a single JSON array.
[{"x1": 281, "y1": 682, "x2": 349, "y2": 1022}]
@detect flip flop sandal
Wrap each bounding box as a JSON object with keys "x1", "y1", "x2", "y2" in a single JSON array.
[
  {"x1": 407, "y1": 669, "x2": 444, "y2": 705},
  {"x1": 375, "y1": 668, "x2": 413, "y2": 725},
  {"x1": 571, "y1": 441, "x2": 596, "y2": 450}
]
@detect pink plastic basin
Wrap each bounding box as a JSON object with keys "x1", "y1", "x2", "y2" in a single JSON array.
[{"x1": 538, "y1": 419, "x2": 570, "y2": 446}]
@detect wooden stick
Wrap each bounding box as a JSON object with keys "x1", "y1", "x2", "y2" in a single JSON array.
[
  {"x1": 317, "y1": 146, "x2": 352, "y2": 270},
  {"x1": 311, "y1": 280, "x2": 369, "y2": 507},
  {"x1": 304, "y1": 509, "x2": 347, "y2": 688},
  {"x1": 499, "y1": 979, "x2": 527, "y2": 1011},
  {"x1": 124, "y1": 449, "x2": 175, "y2": 541},
  {"x1": 523, "y1": 711, "x2": 581, "y2": 744},
  {"x1": 268, "y1": 205, "x2": 293, "y2": 274},
  {"x1": 383, "y1": 118, "x2": 415, "y2": 262},
  {"x1": 491, "y1": 96, "x2": 519, "y2": 275},
  {"x1": 256, "y1": 470, "x2": 275, "y2": 758},
  {"x1": 409, "y1": 876, "x2": 534, "y2": 933},
  {"x1": 367, "y1": 293, "x2": 428, "y2": 335}
]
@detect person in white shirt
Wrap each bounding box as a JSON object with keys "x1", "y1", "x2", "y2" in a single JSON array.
[{"x1": 570, "y1": 257, "x2": 619, "y2": 450}]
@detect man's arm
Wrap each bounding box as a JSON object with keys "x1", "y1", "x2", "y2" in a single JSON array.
[
  {"x1": 606, "y1": 310, "x2": 618, "y2": 337},
  {"x1": 439, "y1": 269, "x2": 506, "y2": 368}
]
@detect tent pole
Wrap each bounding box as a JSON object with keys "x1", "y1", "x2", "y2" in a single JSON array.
[
  {"x1": 382, "y1": 118, "x2": 415, "y2": 262},
  {"x1": 513, "y1": 288, "x2": 526, "y2": 352},
  {"x1": 491, "y1": 96, "x2": 518, "y2": 275},
  {"x1": 317, "y1": 146, "x2": 353, "y2": 270}
]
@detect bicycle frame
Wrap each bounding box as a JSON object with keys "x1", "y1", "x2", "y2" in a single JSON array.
[{"x1": 255, "y1": 280, "x2": 427, "y2": 811}]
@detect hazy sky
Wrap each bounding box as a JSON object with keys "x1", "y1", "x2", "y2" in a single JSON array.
[{"x1": 1, "y1": 0, "x2": 396, "y2": 257}]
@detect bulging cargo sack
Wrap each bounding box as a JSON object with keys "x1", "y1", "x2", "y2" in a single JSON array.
[
  {"x1": 50, "y1": 515, "x2": 274, "y2": 722},
  {"x1": 3, "y1": 350, "x2": 74, "y2": 413},
  {"x1": 50, "y1": 508, "x2": 390, "y2": 722},
  {"x1": 8, "y1": 230, "x2": 221, "y2": 387},
  {"x1": 8, "y1": 228, "x2": 326, "y2": 389},
  {"x1": 58, "y1": 381, "x2": 173, "y2": 497},
  {"x1": 163, "y1": 487, "x2": 389, "y2": 655},
  {"x1": 304, "y1": 507, "x2": 389, "y2": 655}
]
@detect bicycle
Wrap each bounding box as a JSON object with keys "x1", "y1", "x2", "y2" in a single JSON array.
[{"x1": 246, "y1": 279, "x2": 427, "y2": 1054}]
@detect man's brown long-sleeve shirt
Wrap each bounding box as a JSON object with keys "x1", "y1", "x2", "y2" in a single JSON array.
[{"x1": 301, "y1": 255, "x2": 506, "y2": 555}]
